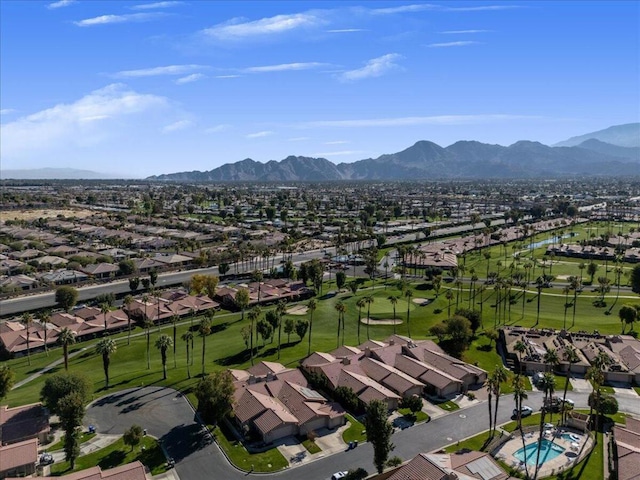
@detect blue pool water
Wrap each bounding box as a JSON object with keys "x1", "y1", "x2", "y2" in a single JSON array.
[{"x1": 514, "y1": 439, "x2": 566, "y2": 466}]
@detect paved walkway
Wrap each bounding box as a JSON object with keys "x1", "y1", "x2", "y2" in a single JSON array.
[{"x1": 12, "y1": 347, "x2": 89, "y2": 389}]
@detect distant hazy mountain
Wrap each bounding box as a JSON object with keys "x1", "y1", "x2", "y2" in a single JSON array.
[
  {"x1": 149, "y1": 136, "x2": 640, "y2": 181},
  {"x1": 555, "y1": 123, "x2": 640, "y2": 148},
  {"x1": 1, "y1": 168, "x2": 117, "y2": 180},
  {"x1": 575, "y1": 139, "x2": 640, "y2": 161}
]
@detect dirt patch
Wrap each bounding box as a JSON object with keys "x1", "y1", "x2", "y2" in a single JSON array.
[
  {"x1": 360, "y1": 318, "x2": 403, "y2": 325},
  {"x1": 1, "y1": 208, "x2": 96, "y2": 222},
  {"x1": 412, "y1": 298, "x2": 430, "y2": 306},
  {"x1": 286, "y1": 305, "x2": 309, "y2": 316}
]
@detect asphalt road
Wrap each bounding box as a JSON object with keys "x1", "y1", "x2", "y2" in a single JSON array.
[{"x1": 84, "y1": 387, "x2": 640, "y2": 480}]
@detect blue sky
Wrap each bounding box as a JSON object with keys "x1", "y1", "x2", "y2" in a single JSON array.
[{"x1": 1, "y1": 1, "x2": 638, "y2": 177}]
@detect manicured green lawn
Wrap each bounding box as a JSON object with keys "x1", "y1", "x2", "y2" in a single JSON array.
[
  {"x1": 398, "y1": 408, "x2": 429, "y2": 423},
  {"x1": 550, "y1": 432, "x2": 603, "y2": 480},
  {"x1": 213, "y1": 424, "x2": 288, "y2": 472},
  {"x1": 435, "y1": 400, "x2": 460, "y2": 412},
  {"x1": 46, "y1": 432, "x2": 96, "y2": 452},
  {"x1": 444, "y1": 431, "x2": 491, "y2": 453},
  {"x1": 599, "y1": 385, "x2": 614, "y2": 394},
  {"x1": 634, "y1": 386, "x2": 640, "y2": 395},
  {"x1": 301, "y1": 438, "x2": 322, "y2": 454},
  {"x1": 342, "y1": 414, "x2": 367, "y2": 443},
  {"x1": 50, "y1": 436, "x2": 166, "y2": 476}
]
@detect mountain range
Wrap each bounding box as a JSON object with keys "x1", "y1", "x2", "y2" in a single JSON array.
[{"x1": 150, "y1": 123, "x2": 640, "y2": 181}]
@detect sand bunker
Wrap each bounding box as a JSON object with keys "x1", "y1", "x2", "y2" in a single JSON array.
[
  {"x1": 361, "y1": 318, "x2": 403, "y2": 325},
  {"x1": 286, "y1": 305, "x2": 309, "y2": 315},
  {"x1": 412, "y1": 298, "x2": 430, "y2": 306}
]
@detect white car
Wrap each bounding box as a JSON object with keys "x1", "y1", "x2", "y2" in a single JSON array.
[
  {"x1": 331, "y1": 472, "x2": 348, "y2": 480},
  {"x1": 513, "y1": 406, "x2": 533, "y2": 417}
]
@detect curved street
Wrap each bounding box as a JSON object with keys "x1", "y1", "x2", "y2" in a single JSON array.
[{"x1": 85, "y1": 387, "x2": 640, "y2": 480}]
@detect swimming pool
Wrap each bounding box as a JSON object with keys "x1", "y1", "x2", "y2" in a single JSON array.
[{"x1": 514, "y1": 439, "x2": 566, "y2": 466}]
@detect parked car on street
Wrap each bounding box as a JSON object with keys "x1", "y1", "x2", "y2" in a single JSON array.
[{"x1": 513, "y1": 406, "x2": 533, "y2": 417}]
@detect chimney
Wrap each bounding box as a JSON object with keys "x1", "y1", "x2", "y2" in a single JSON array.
[
  {"x1": 342, "y1": 357, "x2": 351, "y2": 366},
  {"x1": 389, "y1": 339, "x2": 395, "y2": 346},
  {"x1": 364, "y1": 347, "x2": 371, "y2": 357}
]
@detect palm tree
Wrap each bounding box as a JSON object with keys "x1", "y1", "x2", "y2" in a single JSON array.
[
  {"x1": 561, "y1": 345, "x2": 579, "y2": 423},
  {"x1": 143, "y1": 314, "x2": 153, "y2": 370},
  {"x1": 388, "y1": 295, "x2": 399, "y2": 335},
  {"x1": 181, "y1": 331, "x2": 193, "y2": 379},
  {"x1": 199, "y1": 317, "x2": 212, "y2": 376},
  {"x1": 514, "y1": 339, "x2": 527, "y2": 374},
  {"x1": 37, "y1": 310, "x2": 51, "y2": 356},
  {"x1": 123, "y1": 294, "x2": 134, "y2": 345},
  {"x1": 534, "y1": 276, "x2": 545, "y2": 326},
  {"x1": 276, "y1": 300, "x2": 287, "y2": 360},
  {"x1": 247, "y1": 306, "x2": 261, "y2": 365},
  {"x1": 491, "y1": 366, "x2": 508, "y2": 437},
  {"x1": 405, "y1": 288, "x2": 413, "y2": 338},
  {"x1": 171, "y1": 314, "x2": 179, "y2": 368},
  {"x1": 512, "y1": 375, "x2": 530, "y2": 480},
  {"x1": 95, "y1": 337, "x2": 117, "y2": 388},
  {"x1": 334, "y1": 301, "x2": 346, "y2": 348},
  {"x1": 356, "y1": 297, "x2": 366, "y2": 344},
  {"x1": 155, "y1": 334, "x2": 173, "y2": 380},
  {"x1": 307, "y1": 299, "x2": 317, "y2": 356},
  {"x1": 445, "y1": 290, "x2": 454, "y2": 317},
  {"x1": 57, "y1": 327, "x2": 76, "y2": 371},
  {"x1": 100, "y1": 302, "x2": 110, "y2": 334},
  {"x1": 534, "y1": 372, "x2": 556, "y2": 479},
  {"x1": 20, "y1": 313, "x2": 33, "y2": 366},
  {"x1": 562, "y1": 286, "x2": 571, "y2": 330},
  {"x1": 486, "y1": 375, "x2": 495, "y2": 437},
  {"x1": 543, "y1": 348, "x2": 560, "y2": 422},
  {"x1": 364, "y1": 295, "x2": 374, "y2": 340}
]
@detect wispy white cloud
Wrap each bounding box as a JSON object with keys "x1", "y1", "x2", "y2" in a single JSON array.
[
  {"x1": 75, "y1": 12, "x2": 165, "y2": 27},
  {"x1": 114, "y1": 64, "x2": 206, "y2": 78},
  {"x1": 440, "y1": 29, "x2": 491, "y2": 34},
  {"x1": 205, "y1": 124, "x2": 231, "y2": 133},
  {"x1": 47, "y1": 0, "x2": 75, "y2": 9},
  {"x1": 246, "y1": 130, "x2": 274, "y2": 138},
  {"x1": 288, "y1": 137, "x2": 310, "y2": 142},
  {"x1": 175, "y1": 73, "x2": 206, "y2": 84},
  {"x1": 371, "y1": 4, "x2": 437, "y2": 14},
  {"x1": 338, "y1": 53, "x2": 402, "y2": 82},
  {"x1": 325, "y1": 140, "x2": 349, "y2": 145},
  {"x1": 0, "y1": 109, "x2": 17, "y2": 115},
  {"x1": 427, "y1": 41, "x2": 480, "y2": 48},
  {"x1": 445, "y1": 5, "x2": 521, "y2": 11},
  {"x1": 244, "y1": 62, "x2": 328, "y2": 73},
  {"x1": 215, "y1": 75, "x2": 242, "y2": 79},
  {"x1": 131, "y1": 1, "x2": 182, "y2": 10},
  {"x1": 302, "y1": 114, "x2": 543, "y2": 128},
  {"x1": 314, "y1": 150, "x2": 366, "y2": 156},
  {"x1": 201, "y1": 13, "x2": 321, "y2": 40},
  {"x1": 1, "y1": 84, "x2": 167, "y2": 158},
  {"x1": 327, "y1": 28, "x2": 366, "y2": 33},
  {"x1": 162, "y1": 120, "x2": 193, "y2": 133}
]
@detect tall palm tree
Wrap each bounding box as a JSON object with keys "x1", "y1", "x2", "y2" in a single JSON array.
[
  {"x1": 247, "y1": 306, "x2": 261, "y2": 366},
  {"x1": 100, "y1": 302, "x2": 110, "y2": 334},
  {"x1": 405, "y1": 288, "x2": 413, "y2": 338},
  {"x1": 307, "y1": 299, "x2": 317, "y2": 356},
  {"x1": 143, "y1": 314, "x2": 153, "y2": 370},
  {"x1": 356, "y1": 297, "x2": 366, "y2": 344},
  {"x1": 57, "y1": 327, "x2": 76, "y2": 371},
  {"x1": 570, "y1": 276, "x2": 581, "y2": 327},
  {"x1": 388, "y1": 295, "x2": 399, "y2": 335},
  {"x1": 486, "y1": 375, "x2": 495, "y2": 437},
  {"x1": 512, "y1": 374, "x2": 530, "y2": 480},
  {"x1": 199, "y1": 317, "x2": 212, "y2": 376},
  {"x1": 182, "y1": 331, "x2": 193, "y2": 379},
  {"x1": 445, "y1": 290, "x2": 454, "y2": 317},
  {"x1": 491, "y1": 366, "x2": 508, "y2": 437},
  {"x1": 276, "y1": 300, "x2": 287, "y2": 360},
  {"x1": 334, "y1": 301, "x2": 346, "y2": 348},
  {"x1": 534, "y1": 372, "x2": 556, "y2": 479},
  {"x1": 364, "y1": 295, "x2": 374, "y2": 340},
  {"x1": 155, "y1": 334, "x2": 173, "y2": 380},
  {"x1": 534, "y1": 276, "x2": 545, "y2": 326},
  {"x1": 95, "y1": 337, "x2": 117, "y2": 388},
  {"x1": 37, "y1": 310, "x2": 51, "y2": 356},
  {"x1": 561, "y1": 345, "x2": 579, "y2": 423},
  {"x1": 123, "y1": 294, "x2": 134, "y2": 345},
  {"x1": 171, "y1": 314, "x2": 179, "y2": 368},
  {"x1": 20, "y1": 313, "x2": 33, "y2": 365},
  {"x1": 514, "y1": 339, "x2": 527, "y2": 374},
  {"x1": 543, "y1": 348, "x2": 560, "y2": 422}
]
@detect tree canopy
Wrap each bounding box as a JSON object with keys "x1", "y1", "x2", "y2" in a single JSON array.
[
  {"x1": 40, "y1": 372, "x2": 91, "y2": 415},
  {"x1": 55, "y1": 286, "x2": 78, "y2": 312},
  {"x1": 195, "y1": 371, "x2": 235, "y2": 425},
  {"x1": 365, "y1": 399, "x2": 394, "y2": 473}
]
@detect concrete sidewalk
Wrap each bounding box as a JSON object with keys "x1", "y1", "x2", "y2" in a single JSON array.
[{"x1": 48, "y1": 433, "x2": 121, "y2": 463}]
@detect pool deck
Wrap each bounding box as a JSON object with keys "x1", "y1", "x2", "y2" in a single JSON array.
[{"x1": 494, "y1": 427, "x2": 593, "y2": 478}]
